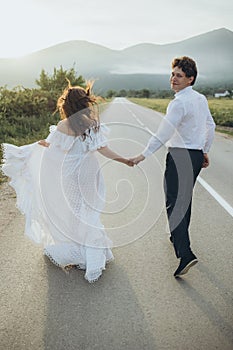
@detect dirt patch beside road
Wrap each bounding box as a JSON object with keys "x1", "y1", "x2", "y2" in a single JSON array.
[{"x1": 0, "y1": 182, "x2": 19, "y2": 235}]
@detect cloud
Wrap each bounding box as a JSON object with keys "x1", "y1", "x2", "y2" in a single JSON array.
[{"x1": 1, "y1": 0, "x2": 233, "y2": 57}]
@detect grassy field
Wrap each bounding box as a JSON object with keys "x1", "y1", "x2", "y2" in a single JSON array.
[
  {"x1": 130, "y1": 98, "x2": 170, "y2": 114},
  {"x1": 1, "y1": 97, "x2": 232, "y2": 184},
  {"x1": 130, "y1": 98, "x2": 233, "y2": 133},
  {"x1": 207, "y1": 99, "x2": 233, "y2": 127}
]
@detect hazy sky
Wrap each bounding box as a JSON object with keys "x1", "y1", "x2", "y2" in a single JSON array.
[{"x1": 1, "y1": 0, "x2": 233, "y2": 57}]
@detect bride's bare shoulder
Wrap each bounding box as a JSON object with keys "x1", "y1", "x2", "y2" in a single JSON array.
[{"x1": 57, "y1": 119, "x2": 75, "y2": 136}]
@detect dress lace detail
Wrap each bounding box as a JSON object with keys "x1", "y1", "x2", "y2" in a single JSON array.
[{"x1": 1, "y1": 123, "x2": 113, "y2": 283}]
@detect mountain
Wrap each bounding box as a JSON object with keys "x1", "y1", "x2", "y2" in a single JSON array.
[{"x1": 0, "y1": 28, "x2": 232, "y2": 92}]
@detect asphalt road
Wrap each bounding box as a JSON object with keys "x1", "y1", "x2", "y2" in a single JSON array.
[{"x1": 0, "y1": 98, "x2": 233, "y2": 350}]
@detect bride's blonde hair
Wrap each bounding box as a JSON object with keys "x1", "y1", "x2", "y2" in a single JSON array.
[{"x1": 56, "y1": 80, "x2": 100, "y2": 138}]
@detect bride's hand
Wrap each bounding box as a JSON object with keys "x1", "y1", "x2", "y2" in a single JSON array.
[
  {"x1": 125, "y1": 159, "x2": 135, "y2": 167},
  {"x1": 38, "y1": 140, "x2": 50, "y2": 147},
  {"x1": 116, "y1": 157, "x2": 135, "y2": 167}
]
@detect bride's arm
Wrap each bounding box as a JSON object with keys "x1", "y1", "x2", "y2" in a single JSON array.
[{"x1": 97, "y1": 146, "x2": 134, "y2": 167}]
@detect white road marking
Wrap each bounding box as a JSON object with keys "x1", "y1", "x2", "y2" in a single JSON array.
[
  {"x1": 197, "y1": 176, "x2": 233, "y2": 218},
  {"x1": 124, "y1": 104, "x2": 146, "y2": 127}
]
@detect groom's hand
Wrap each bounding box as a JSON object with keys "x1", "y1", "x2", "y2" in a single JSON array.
[
  {"x1": 130, "y1": 154, "x2": 145, "y2": 165},
  {"x1": 202, "y1": 153, "x2": 209, "y2": 168}
]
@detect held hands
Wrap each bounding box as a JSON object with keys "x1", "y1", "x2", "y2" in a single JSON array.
[
  {"x1": 117, "y1": 157, "x2": 135, "y2": 167},
  {"x1": 98, "y1": 147, "x2": 134, "y2": 167},
  {"x1": 117, "y1": 155, "x2": 145, "y2": 167},
  {"x1": 125, "y1": 159, "x2": 135, "y2": 167},
  {"x1": 129, "y1": 154, "x2": 145, "y2": 165}
]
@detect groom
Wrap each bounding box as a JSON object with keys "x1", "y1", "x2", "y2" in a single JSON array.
[{"x1": 131, "y1": 56, "x2": 215, "y2": 277}]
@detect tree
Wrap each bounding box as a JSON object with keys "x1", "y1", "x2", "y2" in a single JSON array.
[
  {"x1": 0, "y1": 66, "x2": 87, "y2": 144},
  {"x1": 140, "y1": 89, "x2": 150, "y2": 98},
  {"x1": 117, "y1": 89, "x2": 127, "y2": 97},
  {"x1": 35, "y1": 66, "x2": 86, "y2": 113},
  {"x1": 106, "y1": 90, "x2": 117, "y2": 98},
  {"x1": 36, "y1": 66, "x2": 85, "y2": 93}
]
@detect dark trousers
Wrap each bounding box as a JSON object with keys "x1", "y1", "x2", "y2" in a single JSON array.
[{"x1": 164, "y1": 148, "x2": 204, "y2": 259}]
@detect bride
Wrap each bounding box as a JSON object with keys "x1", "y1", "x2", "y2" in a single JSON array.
[{"x1": 2, "y1": 82, "x2": 134, "y2": 282}]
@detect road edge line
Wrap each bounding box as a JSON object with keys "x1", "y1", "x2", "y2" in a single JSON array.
[{"x1": 198, "y1": 176, "x2": 233, "y2": 218}]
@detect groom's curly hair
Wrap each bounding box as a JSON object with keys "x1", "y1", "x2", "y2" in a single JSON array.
[{"x1": 172, "y1": 56, "x2": 197, "y2": 85}]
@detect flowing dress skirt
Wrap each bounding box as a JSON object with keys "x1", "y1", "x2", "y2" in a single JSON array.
[{"x1": 2, "y1": 125, "x2": 113, "y2": 282}]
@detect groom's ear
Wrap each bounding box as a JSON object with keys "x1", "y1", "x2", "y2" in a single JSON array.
[{"x1": 189, "y1": 76, "x2": 194, "y2": 85}]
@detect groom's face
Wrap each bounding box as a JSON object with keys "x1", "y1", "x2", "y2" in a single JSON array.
[{"x1": 170, "y1": 66, "x2": 194, "y2": 93}]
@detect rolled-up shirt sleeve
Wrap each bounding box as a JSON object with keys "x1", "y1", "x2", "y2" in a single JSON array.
[{"x1": 142, "y1": 99, "x2": 184, "y2": 157}]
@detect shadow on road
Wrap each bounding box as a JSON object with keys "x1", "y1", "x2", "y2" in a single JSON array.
[
  {"x1": 175, "y1": 272, "x2": 233, "y2": 346},
  {"x1": 43, "y1": 259, "x2": 157, "y2": 350}
]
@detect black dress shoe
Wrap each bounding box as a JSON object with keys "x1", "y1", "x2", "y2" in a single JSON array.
[{"x1": 174, "y1": 254, "x2": 198, "y2": 277}]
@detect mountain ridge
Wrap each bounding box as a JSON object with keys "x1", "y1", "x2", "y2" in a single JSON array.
[{"x1": 0, "y1": 28, "x2": 232, "y2": 91}]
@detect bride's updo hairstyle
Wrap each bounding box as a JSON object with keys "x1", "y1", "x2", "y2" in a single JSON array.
[{"x1": 56, "y1": 80, "x2": 100, "y2": 139}]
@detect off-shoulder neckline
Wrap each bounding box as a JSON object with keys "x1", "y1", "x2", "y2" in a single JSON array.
[
  {"x1": 51, "y1": 124, "x2": 99, "y2": 140},
  {"x1": 55, "y1": 127, "x2": 80, "y2": 138}
]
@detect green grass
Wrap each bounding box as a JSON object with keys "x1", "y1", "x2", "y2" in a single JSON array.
[
  {"x1": 1, "y1": 98, "x2": 233, "y2": 184},
  {"x1": 0, "y1": 101, "x2": 110, "y2": 184},
  {"x1": 130, "y1": 97, "x2": 233, "y2": 129},
  {"x1": 129, "y1": 98, "x2": 171, "y2": 114},
  {"x1": 215, "y1": 126, "x2": 233, "y2": 137},
  {"x1": 207, "y1": 99, "x2": 233, "y2": 127}
]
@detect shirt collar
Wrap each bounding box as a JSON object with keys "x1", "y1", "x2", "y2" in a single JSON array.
[{"x1": 175, "y1": 86, "x2": 193, "y2": 97}]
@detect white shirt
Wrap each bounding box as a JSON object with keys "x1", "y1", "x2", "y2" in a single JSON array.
[{"x1": 142, "y1": 86, "x2": 216, "y2": 157}]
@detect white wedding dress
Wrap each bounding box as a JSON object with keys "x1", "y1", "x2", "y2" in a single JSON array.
[{"x1": 2, "y1": 124, "x2": 114, "y2": 282}]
